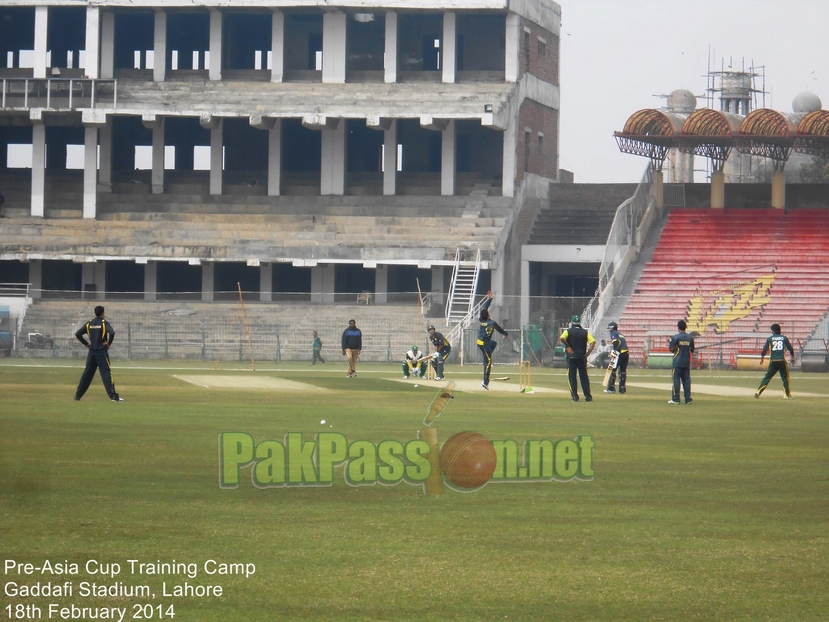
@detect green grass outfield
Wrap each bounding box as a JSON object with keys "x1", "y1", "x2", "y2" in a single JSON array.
[{"x1": 1, "y1": 359, "x2": 827, "y2": 621}]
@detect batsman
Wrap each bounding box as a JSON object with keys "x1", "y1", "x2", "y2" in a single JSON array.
[{"x1": 604, "y1": 321, "x2": 629, "y2": 394}]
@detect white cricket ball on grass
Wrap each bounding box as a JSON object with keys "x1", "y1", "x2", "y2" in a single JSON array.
[
  {"x1": 413, "y1": 384, "x2": 419, "y2": 388},
  {"x1": 320, "y1": 419, "x2": 326, "y2": 425}
]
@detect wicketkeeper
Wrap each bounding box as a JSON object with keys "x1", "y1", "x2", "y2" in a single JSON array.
[{"x1": 402, "y1": 346, "x2": 428, "y2": 379}]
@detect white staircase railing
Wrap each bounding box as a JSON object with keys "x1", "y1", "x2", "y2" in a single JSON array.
[
  {"x1": 445, "y1": 249, "x2": 481, "y2": 324},
  {"x1": 446, "y1": 296, "x2": 488, "y2": 351},
  {"x1": 444, "y1": 249, "x2": 483, "y2": 349}
]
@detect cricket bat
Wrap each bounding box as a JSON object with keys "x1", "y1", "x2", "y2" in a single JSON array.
[
  {"x1": 602, "y1": 350, "x2": 619, "y2": 388},
  {"x1": 414, "y1": 352, "x2": 439, "y2": 363}
]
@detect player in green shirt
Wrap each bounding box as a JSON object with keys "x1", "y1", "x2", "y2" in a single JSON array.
[
  {"x1": 311, "y1": 331, "x2": 325, "y2": 365},
  {"x1": 755, "y1": 323, "x2": 795, "y2": 399}
]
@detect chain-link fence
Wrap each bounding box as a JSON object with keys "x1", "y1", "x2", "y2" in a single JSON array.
[{"x1": 11, "y1": 294, "x2": 829, "y2": 373}]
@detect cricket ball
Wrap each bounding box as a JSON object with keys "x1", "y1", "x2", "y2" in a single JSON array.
[{"x1": 440, "y1": 432, "x2": 497, "y2": 489}]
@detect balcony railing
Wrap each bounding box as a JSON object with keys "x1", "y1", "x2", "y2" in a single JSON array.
[{"x1": 1, "y1": 78, "x2": 116, "y2": 110}]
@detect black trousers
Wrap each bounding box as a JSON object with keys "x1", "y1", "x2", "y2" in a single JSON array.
[
  {"x1": 478, "y1": 341, "x2": 496, "y2": 385},
  {"x1": 567, "y1": 356, "x2": 592, "y2": 400},
  {"x1": 75, "y1": 349, "x2": 117, "y2": 399}
]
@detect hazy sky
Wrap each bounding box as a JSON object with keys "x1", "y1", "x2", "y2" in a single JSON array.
[{"x1": 557, "y1": 0, "x2": 829, "y2": 183}]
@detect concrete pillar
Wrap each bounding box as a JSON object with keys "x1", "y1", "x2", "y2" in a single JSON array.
[
  {"x1": 153, "y1": 11, "x2": 167, "y2": 82},
  {"x1": 520, "y1": 259, "x2": 530, "y2": 327},
  {"x1": 441, "y1": 120, "x2": 456, "y2": 196},
  {"x1": 29, "y1": 260, "x2": 43, "y2": 299},
  {"x1": 505, "y1": 13, "x2": 520, "y2": 83},
  {"x1": 31, "y1": 122, "x2": 46, "y2": 217},
  {"x1": 322, "y1": 12, "x2": 346, "y2": 84},
  {"x1": 81, "y1": 264, "x2": 95, "y2": 299},
  {"x1": 653, "y1": 169, "x2": 664, "y2": 210},
  {"x1": 259, "y1": 263, "x2": 273, "y2": 302},
  {"x1": 99, "y1": 123, "x2": 112, "y2": 190},
  {"x1": 209, "y1": 10, "x2": 222, "y2": 81},
  {"x1": 322, "y1": 264, "x2": 336, "y2": 304},
  {"x1": 34, "y1": 7, "x2": 48, "y2": 79},
  {"x1": 771, "y1": 169, "x2": 786, "y2": 209},
  {"x1": 82, "y1": 126, "x2": 98, "y2": 219},
  {"x1": 151, "y1": 118, "x2": 165, "y2": 194},
  {"x1": 201, "y1": 262, "x2": 214, "y2": 302},
  {"x1": 374, "y1": 265, "x2": 388, "y2": 304},
  {"x1": 501, "y1": 119, "x2": 516, "y2": 198},
  {"x1": 271, "y1": 11, "x2": 284, "y2": 82},
  {"x1": 210, "y1": 121, "x2": 223, "y2": 195},
  {"x1": 677, "y1": 151, "x2": 694, "y2": 183},
  {"x1": 84, "y1": 7, "x2": 100, "y2": 79},
  {"x1": 383, "y1": 120, "x2": 397, "y2": 195},
  {"x1": 442, "y1": 13, "x2": 456, "y2": 83},
  {"x1": 384, "y1": 12, "x2": 397, "y2": 83},
  {"x1": 268, "y1": 120, "x2": 282, "y2": 196},
  {"x1": 490, "y1": 265, "x2": 507, "y2": 326},
  {"x1": 144, "y1": 261, "x2": 157, "y2": 301},
  {"x1": 100, "y1": 11, "x2": 115, "y2": 79},
  {"x1": 311, "y1": 265, "x2": 323, "y2": 303},
  {"x1": 710, "y1": 169, "x2": 725, "y2": 209},
  {"x1": 320, "y1": 122, "x2": 345, "y2": 195},
  {"x1": 431, "y1": 266, "x2": 444, "y2": 308},
  {"x1": 94, "y1": 262, "x2": 106, "y2": 299}
]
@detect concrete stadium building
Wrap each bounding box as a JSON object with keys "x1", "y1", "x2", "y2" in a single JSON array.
[{"x1": 0, "y1": 0, "x2": 564, "y2": 341}]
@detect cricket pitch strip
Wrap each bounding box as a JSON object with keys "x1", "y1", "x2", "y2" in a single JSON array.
[{"x1": 174, "y1": 375, "x2": 325, "y2": 391}]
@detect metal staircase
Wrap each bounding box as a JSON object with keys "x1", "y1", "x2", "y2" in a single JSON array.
[{"x1": 445, "y1": 249, "x2": 482, "y2": 347}]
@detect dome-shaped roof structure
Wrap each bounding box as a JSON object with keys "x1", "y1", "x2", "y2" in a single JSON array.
[
  {"x1": 614, "y1": 109, "x2": 689, "y2": 168},
  {"x1": 680, "y1": 109, "x2": 742, "y2": 163},
  {"x1": 739, "y1": 109, "x2": 800, "y2": 138},
  {"x1": 667, "y1": 89, "x2": 697, "y2": 113},
  {"x1": 619, "y1": 109, "x2": 686, "y2": 137},
  {"x1": 738, "y1": 109, "x2": 802, "y2": 161},
  {"x1": 792, "y1": 91, "x2": 822, "y2": 113},
  {"x1": 795, "y1": 109, "x2": 829, "y2": 157}
]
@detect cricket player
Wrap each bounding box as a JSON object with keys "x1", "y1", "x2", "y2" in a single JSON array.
[
  {"x1": 755, "y1": 323, "x2": 795, "y2": 399},
  {"x1": 605, "y1": 321, "x2": 629, "y2": 394},
  {"x1": 402, "y1": 345, "x2": 428, "y2": 379}
]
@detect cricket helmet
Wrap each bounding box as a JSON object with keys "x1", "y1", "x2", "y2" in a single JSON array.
[
  {"x1": 412, "y1": 345, "x2": 418, "y2": 351},
  {"x1": 427, "y1": 325, "x2": 436, "y2": 331},
  {"x1": 571, "y1": 314, "x2": 580, "y2": 324},
  {"x1": 607, "y1": 321, "x2": 618, "y2": 330}
]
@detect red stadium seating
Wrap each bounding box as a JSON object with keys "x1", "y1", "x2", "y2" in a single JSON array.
[{"x1": 619, "y1": 209, "x2": 829, "y2": 367}]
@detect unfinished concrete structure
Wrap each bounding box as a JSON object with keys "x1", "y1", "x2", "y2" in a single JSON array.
[{"x1": 0, "y1": 0, "x2": 563, "y2": 330}]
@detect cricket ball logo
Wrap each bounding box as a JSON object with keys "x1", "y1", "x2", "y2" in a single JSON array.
[
  {"x1": 439, "y1": 431, "x2": 498, "y2": 489},
  {"x1": 419, "y1": 381, "x2": 498, "y2": 494}
]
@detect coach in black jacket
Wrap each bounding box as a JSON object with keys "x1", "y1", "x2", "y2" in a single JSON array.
[{"x1": 560, "y1": 314, "x2": 596, "y2": 402}]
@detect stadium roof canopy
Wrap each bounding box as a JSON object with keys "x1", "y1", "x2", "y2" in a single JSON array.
[
  {"x1": 680, "y1": 109, "x2": 742, "y2": 165},
  {"x1": 737, "y1": 109, "x2": 801, "y2": 161},
  {"x1": 615, "y1": 106, "x2": 829, "y2": 168},
  {"x1": 795, "y1": 109, "x2": 829, "y2": 157},
  {"x1": 613, "y1": 109, "x2": 688, "y2": 169}
]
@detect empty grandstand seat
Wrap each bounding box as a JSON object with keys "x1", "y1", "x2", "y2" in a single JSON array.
[{"x1": 619, "y1": 208, "x2": 829, "y2": 367}]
